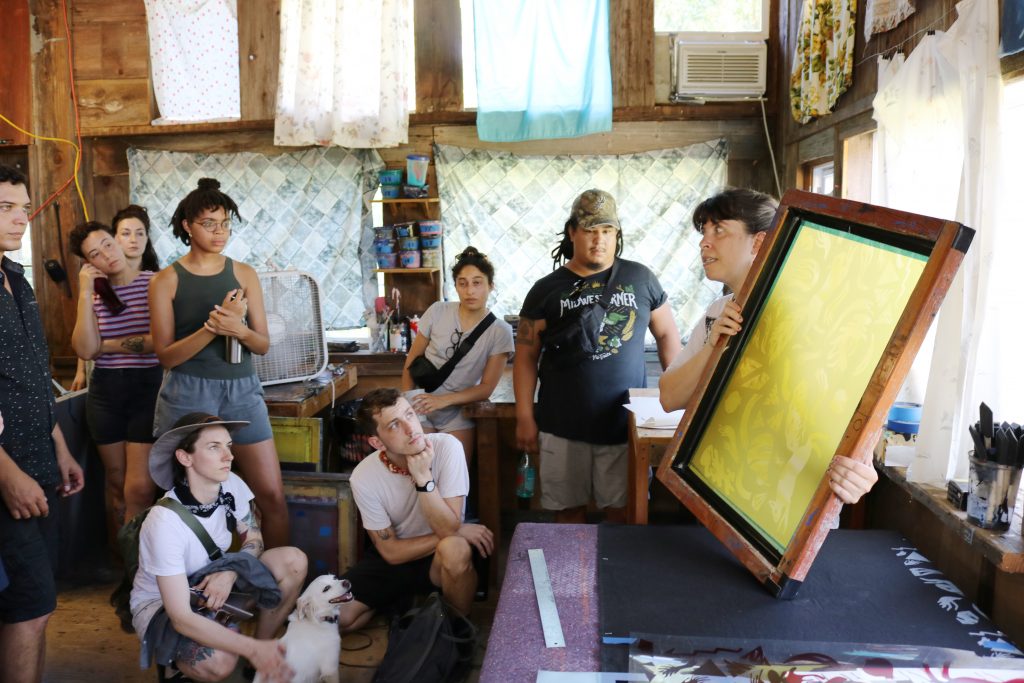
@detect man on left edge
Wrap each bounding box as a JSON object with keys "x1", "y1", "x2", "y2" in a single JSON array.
[{"x1": 0, "y1": 164, "x2": 85, "y2": 683}]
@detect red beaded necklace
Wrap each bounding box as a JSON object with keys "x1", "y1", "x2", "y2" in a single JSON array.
[{"x1": 379, "y1": 451, "x2": 410, "y2": 477}]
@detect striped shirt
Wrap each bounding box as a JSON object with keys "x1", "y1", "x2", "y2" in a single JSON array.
[{"x1": 93, "y1": 270, "x2": 160, "y2": 369}]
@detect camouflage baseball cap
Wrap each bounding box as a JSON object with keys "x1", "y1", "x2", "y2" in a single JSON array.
[{"x1": 570, "y1": 189, "x2": 620, "y2": 230}]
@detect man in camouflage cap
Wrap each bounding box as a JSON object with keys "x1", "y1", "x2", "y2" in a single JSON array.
[{"x1": 513, "y1": 189, "x2": 680, "y2": 523}]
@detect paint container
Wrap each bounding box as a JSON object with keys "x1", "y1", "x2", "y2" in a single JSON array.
[
  {"x1": 374, "y1": 225, "x2": 395, "y2": 240},
  {"x1": 381, "y1": 184, "x2": 401, "y2": 199},
  {"x1": 420, "y1": 235, "x2": 442, "y2": 249},
  {"x1": 966, "y1": 452, "x2": 1022, "y2": 531},
  {"x1": 375, "y1": 253, "x2": 399, "y2": 269},
  {"x1": 378, "y1": 169, "x2": 403, "y2": 185},
  {"x1": 399, "y1": 236, "x2": 420, "y2": 251},
  {"x1": 418, "y1": 220, "x2": 442, "y2": 235},
  {"x1": 421, "y1": 248, "x2": 442, "y2": 269},
  {"x1": 393, "y1": 222, "x2": 416, "y2": 238},
  {"x1": 373, "y1": 239, "x2": 397, "y2": 255},
  {"x1": 400, "y1": 250, "x2": 421, "y2": 268},
  {"x1": 406, "y1": 155, "x2": 429, "y2": 186},
  {"x1": 403, "y1": 184, "x2": 430, "y2": 198}
]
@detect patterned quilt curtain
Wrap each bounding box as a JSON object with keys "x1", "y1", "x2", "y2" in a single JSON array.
[
  {"x1": 434, "y1": 140, "x2": 728, "y2": 339},
  {"x1": 790, "y1": 0, "x2": 858, "y2": 124},
  {"x1": 127, "y1": 147, "x2": 383, "y2": 329},
  {"x1": 275, "y1": 0, "x2": 412, "y2": 147}
]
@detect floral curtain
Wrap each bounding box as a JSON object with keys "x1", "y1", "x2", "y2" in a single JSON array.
[
  {"x1": 433, "y1": 141, "x2": 728, "y2": 338},
  {"x1": 274, "y1": 0, "x2": 412, "y2": 148},
  {"x1": 127, "y1": 147, "x2": 383, "y2": 329},
  {"x1": 790, "y1": 0, "x2": 858, "y2": 124}
]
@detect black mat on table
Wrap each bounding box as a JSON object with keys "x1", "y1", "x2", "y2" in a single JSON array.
[{"x1": 598, "y1": 525, "x2": 1013, "y2": 671}]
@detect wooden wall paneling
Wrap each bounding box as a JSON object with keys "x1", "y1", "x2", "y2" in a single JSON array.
[
  {"x1": 653, "y1": 34, "x2": 673, "y2": 103},
  {"x1": 77, "y1": 79, "x2": 152, "y2": 129},
  {"x1": 0, "y1": 0, "x2": 31, "y2": 147},
  {"x1": 238, "y1": 0, "x2": 281, "y2": 122},
  {"x1": 433, "y1": 120, "x2": 766, "y2": 158},
  {"x1": 610, "y1": 0, "x2": 655, "y2": 108},
  {"x1": 71, "y1": 14, "x2": 149, "y2": 80},
  {"x1": 415, "y1": 0, "x2": 463, "y2": 113},
  {"x1": 70, "y1": 0, "x2": 146, "y2": 23},
  {"x1": 29, "y1": 0, "x2": 88, "y2": 359}
]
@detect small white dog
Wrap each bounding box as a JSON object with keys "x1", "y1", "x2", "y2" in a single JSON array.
[{"x1": 254, "y1": 574, "x2": 353, "y2": 683}]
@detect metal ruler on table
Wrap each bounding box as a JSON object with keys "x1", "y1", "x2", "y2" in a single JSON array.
[{"x1": 528, "y1": 548, "x2": 565, "y2": 648}]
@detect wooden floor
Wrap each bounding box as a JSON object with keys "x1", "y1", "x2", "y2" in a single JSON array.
[{"x1": 45, "y1": 581, "x2": 494, "y2": 683}]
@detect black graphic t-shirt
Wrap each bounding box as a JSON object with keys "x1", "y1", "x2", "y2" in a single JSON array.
[{"x1": 520, "y1": 258, "x2": 667, "y2": 444}]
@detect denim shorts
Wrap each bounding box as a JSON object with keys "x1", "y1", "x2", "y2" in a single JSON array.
[
  {"x1": 86, "y1": 366, "x2": 163, "y2": 444},
  {"x1": 153, "y1": 371, "x2": 273, "y2": 444}
]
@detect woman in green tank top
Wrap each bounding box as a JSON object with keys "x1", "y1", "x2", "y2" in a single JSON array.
[{"x1": 149, "y1": 178, "x2": 290, "y2": 548}]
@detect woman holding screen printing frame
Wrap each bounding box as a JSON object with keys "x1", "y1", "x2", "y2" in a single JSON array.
[
  {"x1": 149, "y1": 178, "x2": 289, "y2": 548},
  {"x1": 658, "y1": 188, "x2": 877, "y2": 504}
]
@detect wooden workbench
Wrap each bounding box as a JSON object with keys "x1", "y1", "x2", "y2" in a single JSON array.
[
  {"x1": 262, "y1": 367, "x2": 358, "y2": 418},
  {"x1": 625, "y1": 387, "x2": 676, "y2": 524}
]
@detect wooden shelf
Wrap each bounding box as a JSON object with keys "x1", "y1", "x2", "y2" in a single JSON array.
[
  {"x1": 373, "y1": 268, "x2": 440, "y2": 274},
  {"x1": 371, "y1": 198, "x2": 440, "y2": 204}
]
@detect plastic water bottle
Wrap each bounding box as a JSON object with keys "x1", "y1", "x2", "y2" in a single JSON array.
[{"x1": 516, "y1": 452, "x2": 536, "y2": 499}]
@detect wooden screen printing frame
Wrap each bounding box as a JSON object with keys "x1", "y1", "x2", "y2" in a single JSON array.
[{"x1": 655, "y1": 190, "x2": 974, "y2": 598}]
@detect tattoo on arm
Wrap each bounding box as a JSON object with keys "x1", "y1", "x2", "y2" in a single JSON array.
[
  {"x1": 238, "y1": 509, "x2": 264, "y2": 556},
  {"x1": 120, "y1": 335, "x2": 144, "y2": 353},
  {"x1": 375, "y1": 528, "x2": 392, "y2": 541},
  {"x1": 516, "y1": 318, "x2": 539, "y2": 348}
]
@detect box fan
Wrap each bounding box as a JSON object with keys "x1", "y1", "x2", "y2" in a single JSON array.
[{"x1": 253, "y1": 270, "x2": 328, "y2": 386}]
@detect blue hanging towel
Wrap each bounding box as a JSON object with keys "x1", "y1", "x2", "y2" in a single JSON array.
[{"x1": 474, "y1": 0, "x2": 613, "y2": 142}]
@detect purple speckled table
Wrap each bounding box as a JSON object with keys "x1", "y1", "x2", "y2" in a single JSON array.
[{"x1": 480, "y1": 523, "x2": 600, "y2": 682}]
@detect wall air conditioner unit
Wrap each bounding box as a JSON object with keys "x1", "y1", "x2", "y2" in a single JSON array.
[{"x1": 673, "y1": 40, "x2": 767, "y2": 100}]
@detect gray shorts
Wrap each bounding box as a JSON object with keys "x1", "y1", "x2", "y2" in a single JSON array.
[
  {"x1": 153, "y1": 371, "x2": 273, "y2": 444},
  {"x1": 538, "y1": 432, "x2": 628, "y2": 510},
  {"x1": 403, "y1": 389, "x2": 475, "y2": 433}
]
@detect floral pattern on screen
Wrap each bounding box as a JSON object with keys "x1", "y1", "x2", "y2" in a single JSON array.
[
  {"x1": 433, "y1": 140, "x2": 729, "y2": 338},
  {"x1": 127, "y1": 146, "x2": 383, "y2": 329}
]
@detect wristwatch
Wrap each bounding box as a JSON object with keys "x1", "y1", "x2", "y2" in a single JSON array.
[{"x1": 415, "y1": 480, "x2": 436, "y2": 493}]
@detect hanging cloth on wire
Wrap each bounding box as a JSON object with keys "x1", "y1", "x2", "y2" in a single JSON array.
[{"x1": 143, "y1": 0, "x2": 241, "y2": 125}]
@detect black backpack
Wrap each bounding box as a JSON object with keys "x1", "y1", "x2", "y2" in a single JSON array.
[{"x1": 372, "y1": 593, "x2": 477, "y2": 683}]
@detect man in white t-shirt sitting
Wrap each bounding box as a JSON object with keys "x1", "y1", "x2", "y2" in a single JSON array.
[{"x1": 337, "y1": 388, "x2": 494, "y2": 630}]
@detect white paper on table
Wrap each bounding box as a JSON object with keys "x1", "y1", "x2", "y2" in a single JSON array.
[{"x1": 623, "y1": 396, "x2": 684, "y2": 430}]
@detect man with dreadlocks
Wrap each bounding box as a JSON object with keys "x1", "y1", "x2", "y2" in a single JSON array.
[{"x1": 513, "y1": 189, "x2": 680, "y2": 523}]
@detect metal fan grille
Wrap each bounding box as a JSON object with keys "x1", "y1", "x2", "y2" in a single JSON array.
[{"x1": 254, "y1": 271, "x2": 328, "y2": 385}]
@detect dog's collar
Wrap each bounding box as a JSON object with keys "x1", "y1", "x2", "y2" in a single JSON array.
[{"x1": 322, "y1": 615, "x2": 339, "y2": 624}]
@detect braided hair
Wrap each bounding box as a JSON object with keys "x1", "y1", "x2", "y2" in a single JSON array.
[
  {"x1": 451, "y1": 246, "x2": 496, "y2": 285},
  {"x1": 169, "y1": 178, "x2": 241, "y2": 246},
  {"x1": 550, "y1": 217, "x2": 623, "y2": 269},
  {"x1": 112, "y1": 204, "x2": 160, "y2": 271}
]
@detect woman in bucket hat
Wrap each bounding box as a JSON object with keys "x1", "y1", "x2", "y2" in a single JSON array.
[{"x1": 130, "y1": 413, "x2": 305, "y2": 682}]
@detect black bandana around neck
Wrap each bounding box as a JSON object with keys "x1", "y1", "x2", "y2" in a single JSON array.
[{"x1": 173, "y1": 481, "x2": 237, "y2": 533}]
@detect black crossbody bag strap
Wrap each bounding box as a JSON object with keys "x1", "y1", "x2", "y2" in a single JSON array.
[
  {"x1": 157, "y1": 497, "x2": 224, "y2": 561},
  {"x1": 596, "y1": 259, "x2": 620, "y2": 311},
  {"x1": 431, "y1": 312, "x2": 497, "y2": 388}
]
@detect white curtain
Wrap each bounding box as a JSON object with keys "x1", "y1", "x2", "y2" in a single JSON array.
[
  {"x1": 275, "y1": 0, "x2": 412, "y2": 148},
  {"x1": 872, "y1": 0, "x2": 1004, "y2": 485},
  {"x1": 143, "y1": 0, "x2": 241, "y2": 124}
]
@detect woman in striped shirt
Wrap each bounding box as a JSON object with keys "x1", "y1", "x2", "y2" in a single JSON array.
[
  {"x1": 71, "y1": 206, "x2": 160, "y2": 391},
  {"x1": 70, "y1": 221, "x2": 163, "y2": 529}
]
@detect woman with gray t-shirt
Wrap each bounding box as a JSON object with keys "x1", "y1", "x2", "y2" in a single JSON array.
[{"x1": 401, "y1": 247, "x2": 514, "y2": 463}]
